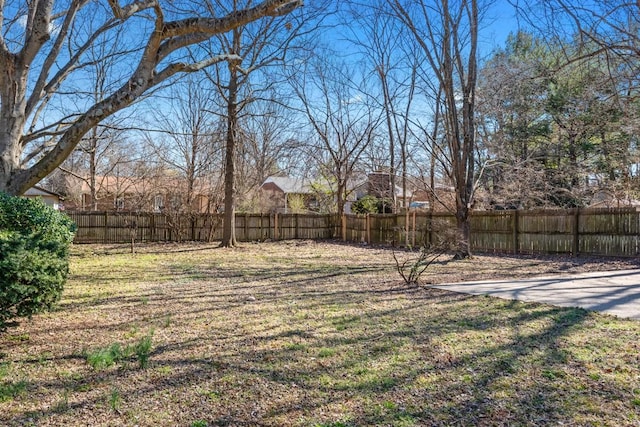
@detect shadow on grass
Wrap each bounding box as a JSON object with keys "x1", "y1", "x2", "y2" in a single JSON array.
[{"x1": 2, "y1": 245, "x2": 639, "y2": 426}]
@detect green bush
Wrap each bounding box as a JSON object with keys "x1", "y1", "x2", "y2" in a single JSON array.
[
  {"x1": 0, "y1": 193, "x2": 75, "y2": 331},
  {"x1": 352, "y1": 195, "x2": 393, "y2": 214},
  {"x1": 351, "y1": 195, "x2": 379, "y2": 214}
]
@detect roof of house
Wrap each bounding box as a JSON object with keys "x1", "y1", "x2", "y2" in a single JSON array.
[
  {"x1": 72, "y1": 174, "x2": 216, "y2": 195},
  {"x1": 24, "y1": 185, "x2": 63, "y2": 198},
  {"x1": 261, "y1": 176, "x2": 313, "y2": 194}
]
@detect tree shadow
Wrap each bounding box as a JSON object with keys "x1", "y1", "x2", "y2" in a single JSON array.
[{"x1": 2, "y1": 247, "x2": 639, "y2": 426}]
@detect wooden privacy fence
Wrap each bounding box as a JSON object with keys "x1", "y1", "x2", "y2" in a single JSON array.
[
  {"x1": 67, "y1": 207, "x2": 640, "y2": 257},
  {"x1": 68, "y1": 211, "x2": 335, "y2": 244}
]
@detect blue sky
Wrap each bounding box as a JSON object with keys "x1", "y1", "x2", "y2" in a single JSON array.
[
  {"x1": 481, "y1": 0, "x2": 521, "y2": 54},
  {"x1": 326, "y1": 0, "x2": 522, "y2": 64}
]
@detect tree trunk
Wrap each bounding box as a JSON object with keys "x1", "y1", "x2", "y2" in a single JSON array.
[
  {"x1": 454, "y1": 206, "x2": 472, "y2": 259},
  {"x1": 89, "y1": 132, "x2": 98, "y2": 211},
  {"x1": 378, "y1": 66, "x2": 396, "y2": 213},
  {"x1": 220, "y1": 54, "x2": 240, "y2": 248},
  {"x1": 336, "y1": 180, "x2": 346, "y2": 215},
  {"x1": 0, "y1": 65, "x2": 28, "y2": 195}
]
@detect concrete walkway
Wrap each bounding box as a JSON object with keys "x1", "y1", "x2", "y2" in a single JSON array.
[{"x1": 432, "y1": 269, "x2": 640, "y2": 320}]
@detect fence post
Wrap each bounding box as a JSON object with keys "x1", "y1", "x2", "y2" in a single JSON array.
[
  {"x1": 512, "y1": 210, "x2": 519, "y2": 255},
  {"x1": 260, "y1": 213, "x2": 264, "y2": 241},
  {"x1": 150, "y1": 213, "x2": 156, "y2": 242},
  {"x1": 403, "y1": 211, "x2": 408, "y2": 246},
  {"x1": 340, "y1": 213, "x2": 347, "y2": 242},
  {"x1": 412, "y1": 210, "x2": 416, "y2": 248},
  {"x1": 295, "y1": 214, "x2": 299, "y2": 239},
  {"x1": 572, "y1": 208, "x2": 580, "y2": 257},
  {"x1": 274, "y1": 213, "x2": 279, "y2": 240},
  {"x1": 244, "y1": 213, "x2": 249, "y2": 241},
  {"x1": 427, "y1": 211, "x2": 433, "y2": 247},
  {"x1": 366, "y1": 214, "x2": 371, "y2": 244},
  {"x1": 104, "y1": 211, "x2": 109, "y2": 244}
]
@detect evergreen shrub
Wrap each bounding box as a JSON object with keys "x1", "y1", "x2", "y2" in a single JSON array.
[{"x1": 0, "y1": 193, "x2": 75, "y2": 331}]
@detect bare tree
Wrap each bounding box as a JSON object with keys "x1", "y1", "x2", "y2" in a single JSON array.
[
  {"x1": 345, "y1": 1, "x2": 420, "y2": 216},
  {"x1": 52, "y1": 28, "x2": 133, "y2": 210},
  {"x1": 512, "y1": 0, "x2": 640, "y2": 61},
  {"x1": 146, "y1": 76, "x2": 224, "y2": 215},
  {"x1": 235, "y1": 99, "x2": 302, "y2": 212},
  {"x1": 389, "y1": 0, "x2": 481, "y2": 258},
  {"x1": 0, "y1": 0, "x2": 302, "y2": 196},
  {"x1": 288, "y1": 52, "x2": 382, "y2": 214},
  {"x1": 198, "y1": 0, "x2": 328, "y2": 247}
]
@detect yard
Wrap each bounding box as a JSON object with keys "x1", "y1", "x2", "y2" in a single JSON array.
[{"x1": 1, "y1": 241, "x2": 640, "y2": 426}]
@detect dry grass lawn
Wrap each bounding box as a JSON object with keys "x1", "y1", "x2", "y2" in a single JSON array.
[{"x1": 1, "y1": 240, "x2": 639, "y2": 426}]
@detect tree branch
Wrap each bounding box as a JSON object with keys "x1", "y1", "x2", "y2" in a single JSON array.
[{"x1": 7, "y1": 0, "x2": 304, "y2": 195}]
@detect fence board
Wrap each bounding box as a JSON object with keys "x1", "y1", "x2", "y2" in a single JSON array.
[{"x1": 65, "y1": 208, "x2": 640, "y2": 257}]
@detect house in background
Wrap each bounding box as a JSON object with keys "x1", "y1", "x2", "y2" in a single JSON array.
[
  {"x1": 350, "y1": 172, "x2": 456, "y2": 213},
  {"x1": 259, "y1": 176, "x2": 317, "y2": 213},
  {"x1": 24, "y1": 186, "x2": 63, "y2": 210},
  {"x1": 350, "y1": 172, "x2": 423, "y2": 212},
  {"x1": 259, "y1": 173, "x2": 457, "y2": 214},
  {"x1": 61, "y1": 174, "x2": 217, "y2": 213}
]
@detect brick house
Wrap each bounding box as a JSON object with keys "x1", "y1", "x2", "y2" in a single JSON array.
[{"x1": 62, "y1": 174, "x2": 217, "y2": 213}]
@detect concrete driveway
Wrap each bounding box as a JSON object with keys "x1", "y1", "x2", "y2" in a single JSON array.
[{"x1": 432, "y1": 269, "x2": 640, "y2": 320}]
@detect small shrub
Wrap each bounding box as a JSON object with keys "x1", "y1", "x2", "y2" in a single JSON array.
[
  {"x1": 286, "y1": 194, "x2": 308, "y2": 214},
  {"x1": 352, "y1": 195, "x2": 394, "y2": 214},
  {"x1": 351, "y1": 195, "x2": 379, "y2": 214},
  {"x1": 86, "y1": 343, "x2": 125, "y2": 370},
  {"x1": 135, "y1": 333, "x2": 153, "y2": 369},
  {"x1": 0, "y1": 193, "x2": 75, "y2": 331},
  {"x1": 108, "y1": 387, "x2": 121, "y2": 412},
  {"x1": 190, "y1": 420, "x2": 208, "y2": 427},
  {"x1": 393, "y1": 219, "x2": 461, "y2": 286},
  {"x1": 86, "y1": 333, "x2": 153, "y2": 370}
]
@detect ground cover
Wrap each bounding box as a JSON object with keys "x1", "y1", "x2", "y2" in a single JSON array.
[{"x1": 1, "y1": 241, "x2": 639, "y2": 426}]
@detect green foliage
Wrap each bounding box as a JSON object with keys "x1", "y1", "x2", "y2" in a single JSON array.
[
  {"x1": 0, "y1": 379, "x2": 27, "y2": 402},
  {"x1": 86, "y1": 343, "x2": 125, "y2": 370},
  {"x1": 0, "y1": 193, "x2": 75, "y2": 331},
  {"x1": 314, "y1": 422, "x2": 354, "y2": 427},
  {"x1": 351, "y1": 195, "x2": 379, "y2": 214},
  {"x1": 135, "y1": 333, "x2": 153, "y2": 368},
  {"x1": 352, "y1": 196, "x2": 394, "y2": 214},
  {"x1": 318, "y1": 347, "x2": 336, "y2": 358},
  {"x1": 108, "y1": 387, "x2": 121, "y2": 412},
  {"x1": 85, "y1": 333, "x2": 154, "y2": 370},
  {"x1": 286, "y1": 193, "x2": 307, "y2": 214},
  {"x1": 190, "y1": 421, "x2": 208, "y2": 427},
  {"x1": 0, "y1": 363, "x2": 27, "y2": 402}
]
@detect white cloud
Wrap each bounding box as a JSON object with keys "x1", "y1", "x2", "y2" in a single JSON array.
[{"x1": 17, "y1": 14, "x2": 61, "y2": 37}]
